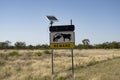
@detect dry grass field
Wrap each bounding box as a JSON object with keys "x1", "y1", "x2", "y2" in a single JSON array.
[{"x1": 0, "y1": 49, "x2": 120, "y2": 80}]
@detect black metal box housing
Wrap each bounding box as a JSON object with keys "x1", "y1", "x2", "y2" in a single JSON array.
[{"x1": 49, "y1": 25, "x2": 75, "y2": 32}]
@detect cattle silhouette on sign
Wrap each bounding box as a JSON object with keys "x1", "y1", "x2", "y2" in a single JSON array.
[
  {"x1": 53, "y1": 33, "x2": 62, "y2": 42},
  {"x1": 53, "y1": 33, "x2": 71, "y2": 42},
  {"x1": 60, "y1": 33, "x2": 71, "y2": 41}
]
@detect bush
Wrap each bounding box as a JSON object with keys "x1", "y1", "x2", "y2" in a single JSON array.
[
  {"x1": 0, "y1": 53, "x2": 8, "y2": 60},
  {"x1": 0, "y1": 59, "x2": 5, "y2": 66},
  {"x1": 58, "y1": 76, "x2": 66, "y2": 80},
  {"x1": 44, "y1": 50, "x2": 51, "y2": 54},
  {"x1": 35, "y1": 52, "x2": 42, "y2": 56},
  {"x1": 8, "y1": 51, "x2": 20, "y2": 57},
  {"x1": 24, "y1": 52, "x2": 33, "y2": 57}
]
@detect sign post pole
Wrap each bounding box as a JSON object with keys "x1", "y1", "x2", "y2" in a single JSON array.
[
  {"x1": 51, "y1": 49, "x2": 54, "y2": 75},
  {"x1": 45, "y1": 16, "x2": 58, "y2": 77},
  {"x1": 71, "y1": 49, "x2": 74, "y2": 79}
]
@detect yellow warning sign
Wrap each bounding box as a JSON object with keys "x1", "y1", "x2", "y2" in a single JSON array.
[{"x1": 50, "y1": 43, "x2": 75, "y2": 49}]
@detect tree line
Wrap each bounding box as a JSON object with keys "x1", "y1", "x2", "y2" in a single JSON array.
[
  {"x1": 0, "y1": 41, "x2": 49, "y2": 49},
  {"x1": 0, "y1": 40, "x2": 120, "y2": 49},
  {"x1": 76, "y1": 39, "x2": 120, "y2": 49}
]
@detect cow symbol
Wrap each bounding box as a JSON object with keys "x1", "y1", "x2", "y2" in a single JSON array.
[
  {"x1": 53, "y1": 33, "x2": 71, "y2": 42},
  {"x1": 60, "y1": 33, "x2": 71, "y2": 41},
  {"x1": 53, "y1": 33, "x2": 62, "y2": 42}
]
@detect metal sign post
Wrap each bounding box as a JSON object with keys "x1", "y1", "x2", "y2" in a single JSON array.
[
  {"x1": 46, "y1": 16, "x2": 58, "y2": 75},
  {"x1": 51, "y1": 49, "x2": 54, "y2": 74},
  {"x1": 71, "y1": 49, "x2": 74, "y2": 78},
  {"x1": 71, "y1": 20, "x2": 74, "y2": 79}
]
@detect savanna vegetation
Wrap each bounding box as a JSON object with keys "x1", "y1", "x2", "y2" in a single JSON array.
[
  {"x1": 0, "y1": 49, "x2": 120, "y2": 80},
  {"x1": 0, "y1": 40, "x2": 120, "y2": 80}
]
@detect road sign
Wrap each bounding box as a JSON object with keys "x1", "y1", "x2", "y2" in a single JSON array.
[{"x1": 50, "y1": 31, "x2": 75, "y2": 49}]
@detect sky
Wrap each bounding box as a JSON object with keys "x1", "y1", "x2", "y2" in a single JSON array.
[{"x1": 0, "y1": 0, "x2": 120, "y2": 45}]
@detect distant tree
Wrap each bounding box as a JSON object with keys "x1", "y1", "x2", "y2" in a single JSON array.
[
  {"x1": 94, "y1": 41, "x2": 120, "y2": 49},
  {"x1": 94, "y1": 44, "x2": 102, "y2": 49},
  {"x1": 102, "y1": 42, "x2": 110, "y2": 49},
  {"x1": 0, "y1": 41, "x2": 11, "y2": 49},
  {"x1": 35, "y1": 44, "x2": 49, "y2": 49},
  {"x1": 5, "y1": 40, "x2": 11, "y2": 46},
  {"x1": 14, "y1": 42, "x2": 26, "y2": 49},
  {"x1": 0, "y1": 42, "x2": 4, "y2": 49},
  {"x1": 75, "y1": 44, "x2": 84, "y2": 49},
  {"x1": 35, "y1": 44, "x2": 41, "y2": 49},
  {"x1": 41, "y1": 44, "x2": 49, "y2": 49},
  {"x1": 110, "y1": 41, "x2": 120, "y2": 49},
  {"x1": 27, "y1": 45, "x2": 34, "y2": 49},
  {"x1": 82, "y1": 39, "x2": 90, "y2": 45},
  {"x1": 5, "y1": 40, "x2": 12, "y2": 49},
  {"x1": 82, "y1": 39, "x2": 90, "y2": 49}
]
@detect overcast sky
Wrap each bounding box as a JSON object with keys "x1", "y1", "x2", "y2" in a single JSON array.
[{"x1": 0, "y1": 0, "x2": 120, "y2": 45}]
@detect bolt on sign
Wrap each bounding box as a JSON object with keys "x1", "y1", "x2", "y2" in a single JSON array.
[{"x1": 49, "y1": 25, "x2": 75, "y2": 49}]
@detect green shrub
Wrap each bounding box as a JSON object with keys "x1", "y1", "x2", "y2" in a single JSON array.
[
  {"x1": 58, "y1": 76, "x2": 66, "y2": 80},
  {"x1": 0, "y1": 53, "x2": 8, "y2": 60},
  {"x1": 8, "y1": 51, "x2": 20, "y2": 57},
  {"x1": 0, "y1": 59, "x2": 5, "y2": 66},
  {"x1": 35, "y1": 52, "x2": 42, "y2": 56},
  {"x1": 0, "y1": 53, "x2": 6, "y2": 58},
  {"x1": 44, "y1": 50, "x2": 51, "y2": 54},
  {"x1": 25, "y1": 52, "x2": 33, "y2": 57}
]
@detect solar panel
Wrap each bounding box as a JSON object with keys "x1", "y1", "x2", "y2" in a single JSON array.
[{"x1": 46, "y1": 16, "x2": 58, "y2": 22}]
